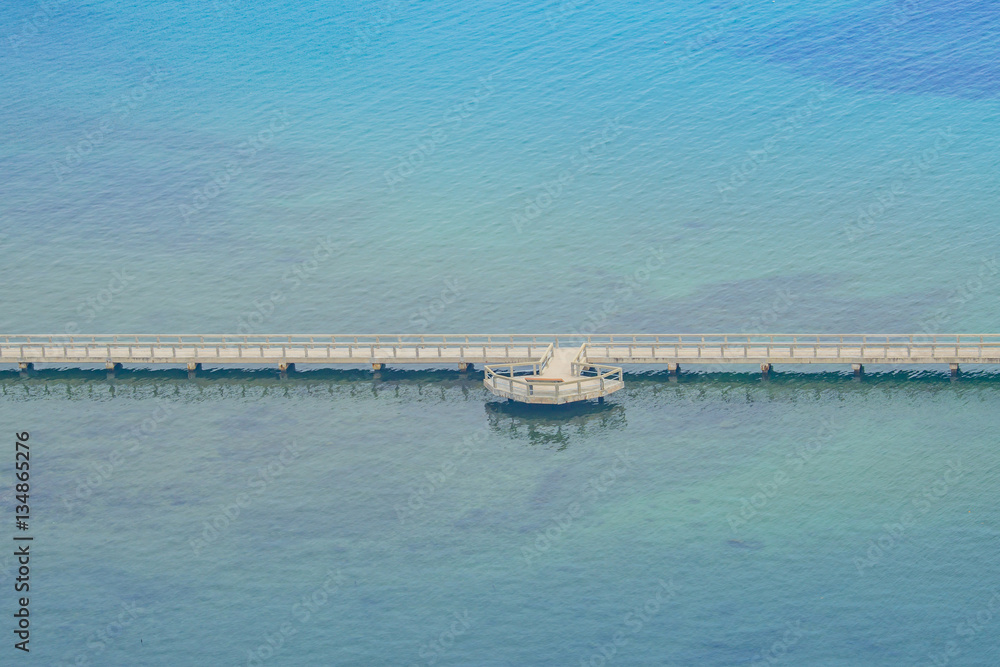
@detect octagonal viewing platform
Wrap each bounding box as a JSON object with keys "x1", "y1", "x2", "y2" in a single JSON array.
[{"x1": 483, "y1": 344, "x2": 625, "y2": 404}]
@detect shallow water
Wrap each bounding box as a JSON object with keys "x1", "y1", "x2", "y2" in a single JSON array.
[{"x1": 0, "y1": 370, "x2": 997, "y2": 665}]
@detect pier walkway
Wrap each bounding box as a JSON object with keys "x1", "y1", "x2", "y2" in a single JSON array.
[{"x1": 4, "y1": 334, "x2": 999, "y2": 404}]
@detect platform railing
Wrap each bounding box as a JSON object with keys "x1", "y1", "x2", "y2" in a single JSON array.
[
  {"x1": 570, "y1": 343, "x2": 589, "y2": 375},
  {"x1": 483, "y1": 341, "x2": 623, "y2": 402},
  {"x1": 514, "y1": 366, "x2": 623, "y2": 402},
  {"x1": 483, "y1": 344, "x2": 554, "y2": 388}
]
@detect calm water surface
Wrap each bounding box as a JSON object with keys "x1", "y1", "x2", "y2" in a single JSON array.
[{"x1": 1, "y1": 0, "x2": 999, "y2": 664}]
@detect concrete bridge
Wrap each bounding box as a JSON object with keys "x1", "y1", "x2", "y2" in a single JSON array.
[{"x1": 4, "y1": 334, "x2": 999, "y2": 404}]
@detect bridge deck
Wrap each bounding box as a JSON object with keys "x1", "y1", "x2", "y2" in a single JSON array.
[
  {"x1": 3, "y1": 334, "x2": 1000, "y2": 366},
  {"x1": 7, "y1": 334, "x2": 996, "y2": 403}
]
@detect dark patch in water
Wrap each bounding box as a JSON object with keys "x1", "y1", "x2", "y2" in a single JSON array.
[
  {"x1": 725, "y1": 1, "x2": 1000, "y2": 99},
  {"x1": 454, "y1": 507, "x2": 512, "y2": 530},
  {"x1": 530, "y1": 468, "x2": 570, "y2": 508},
  {"x1": 454, "y1": 507, "x2": 490, "y2": 530},
  {"x1": 727, "y1": 538, "x2": 763, "y2": 550}
]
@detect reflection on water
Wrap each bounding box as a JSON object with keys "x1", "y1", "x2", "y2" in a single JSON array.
[
  {"x1": 483, "y1": 400, "x2": 627, "y2": 450},
  {"x1": 0, "y1": 367, "x2": 488, "y2": 401},
  {"x1": 2, "y1": 367, "x2": 1000, "y2": 406}
]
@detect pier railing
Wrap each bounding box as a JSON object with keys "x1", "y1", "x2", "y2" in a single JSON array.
[
  {"x1": 0, "y1": 334, "x2": 556, "y2": 364},
  {"x1": 4, "y1": 334, "x2": 1000, "y2": 365},
  {"x1": 0, "y1": 334, "x2": 565, "y2": 346},
  {"x1": 5, "y1": 333, "x2": 999, "y2": 346},
  {"x1": 573, "y1": 334, "x2": 1000, "y2": 363}
]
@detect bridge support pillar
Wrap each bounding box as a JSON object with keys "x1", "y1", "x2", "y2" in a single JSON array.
[
  {"x1": 760, "y1": 363, "x2": 771, "y2": 379},
  {"x1": 18, "y1": 362, "x2": 33, "y2": 371},
  {"x1": 950, "y1": 363, "x2": 959, "y2": 378},
  {"x1": 372, "y1": 363, "x2": 383, "y2": 371},
  {"x1": 187, "y1": 362, "x2": 201, "y2": 378},
  {"x1": 667, "y1": 363, "x2": 679, "y2": 382},
  {"x1": 459, "y1": 362, "x2": 473, "y2": 372},
  {"x1": 106, "y1": 362, "x2": 122, "y2": 378},
  {"x1": 278, "y1": 363, "x2": 294, "y2": 372},
  {"x1": 852, "y1": 363, "x2": 863, "y2": 378}
]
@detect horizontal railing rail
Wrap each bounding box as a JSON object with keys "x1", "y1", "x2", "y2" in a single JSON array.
[
  {"x1": 0, "y1": 334, "x2": 569, "y2": 346},
  {"x1": 0, "y1": 336, "x2": 555, "y2": 363},
  {"x1": 4, "y1": 333, "x2": 1000, "y2": 345},
  {"x1": 577, "y1": 335, "x2": 1000, "y2": 361}
]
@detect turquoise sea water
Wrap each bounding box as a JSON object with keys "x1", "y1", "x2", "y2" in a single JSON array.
[{"x1": 1, "y1": 0, "x2": 999, "y2": 664}]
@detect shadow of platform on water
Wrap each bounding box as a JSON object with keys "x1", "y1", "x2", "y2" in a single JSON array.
[{"x1": 484, "y1": 400, "x2": 627, "y2": 450}]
